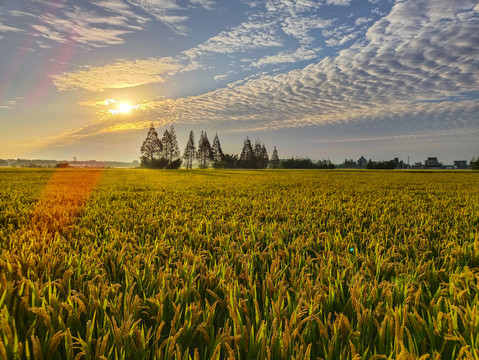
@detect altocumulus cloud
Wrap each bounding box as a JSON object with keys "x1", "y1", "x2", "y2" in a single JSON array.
[
  {"x1": 53, "y1": 0, "x2": 479, "y2": 140},
  {"x1": 124, "y1": 0, "x2": 479, "y2": 132},
  {"x1": 52, "y1": 57, "x2": 187, "y2": 92}
]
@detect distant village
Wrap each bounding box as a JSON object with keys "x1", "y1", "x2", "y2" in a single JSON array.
[
  {"x1": 338, "y1": 156, "x2": 471, "y2": 170},
  {"x1": 0, "y1": 156, "x2": 474, "y2": 170},
  {"x1": 0, "y1": 158, "x2": 139, "y2": 169}
]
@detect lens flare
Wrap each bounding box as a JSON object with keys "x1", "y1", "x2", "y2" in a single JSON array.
[{"x1": 118, "y1": 103, "x2": 132, "y2": 113}]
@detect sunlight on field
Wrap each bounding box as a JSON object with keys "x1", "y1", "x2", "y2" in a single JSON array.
[
  {"x1": 0, "y1": 169, "x2": 478, "y2": 359},
  {"x1": 31, "y1": 169, "x2": 103, "y2": 234}
]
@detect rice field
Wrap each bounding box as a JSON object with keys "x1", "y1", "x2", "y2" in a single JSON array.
[{"x1": 0, "y1": 168, "x2": 478, "y2": 359}]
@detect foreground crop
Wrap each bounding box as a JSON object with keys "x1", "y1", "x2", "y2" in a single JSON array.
[{"x1": 0, "y1": 169, "x2": 478, "y2": 359}]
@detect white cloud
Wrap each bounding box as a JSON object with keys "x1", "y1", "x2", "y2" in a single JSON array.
[
  {"x1": 21, "y1": 2, "x2": 149, "y2": 48},
  {"x1": 90, "y1": 0, "x2": 150, "y2": 24},
  {"x1": 52, "y1": 0, "x2": 479, "y2": 142},
  {"x1": 125, "y1": 0, "x2": 190, "y2": 34},
  {"x1": 251, "y1": 46, "x2": 321, "y2": 67},
  {"x1": 189, "y1": 0, "x2": 215, "y2": 10},
  {"x1": 214, "y1": 74, "x2": 228, "y2": 81},
  {"x1": 325, "y1": 0, "x2": 352, "y2": 6},
  {"x1": 0, "y1": 97, "x2": 23, "y2": 110},
  {"x1": 325, "y1": 31, "x2": 360, "y2": 46},
  {"x1": 282, "y1": 16, "x2": 333, "y2": 44},
  {"x1": 266, "y1": 0, "x2": 320, "y2": 14},
  {"x1": 119, "y1": 0, "x2": 479, "y2": 133},
  {"x1": 0, "y1": 23, "x2": 23, "y2": 32},
  {"x1": 355, "y1": 17, "x2": 373, "y2": 26},
  {"x1": 52, "y1": 57, "x2": 186, "y2": 91},
  {"x1": 184, "y1": 19, "x2": 283, "y2": 58}
]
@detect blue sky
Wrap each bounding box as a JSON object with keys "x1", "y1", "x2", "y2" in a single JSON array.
[{"x1": 0, "y1": 0, "x2": 478, "y2": 164}]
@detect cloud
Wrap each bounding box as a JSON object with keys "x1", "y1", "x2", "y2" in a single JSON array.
[
  {"x1": 184, "y1": 18, "x2": 283, "y2": 58},
  {"x1": 52, "y1": 0, "x2": 479, "y2": 142},
  {"x1": 325, "y1": 0, "x2": 352, "y2": 6},
  {"x1": 189, "y1": 0, "x2": 216, "y2": 10},
  {"x1": 114, "y1": 0, "x2": 479, "y2": 134},
  {"x1": 90, "y1": 0, "x2": 150, "y2": 23},
  {"x1": 214, "y1": 74, "x2": 228, "y2": 81},
  {"x1": 0, "y1": 23, "x2": 23, "y2": 33},
  {"x1": 23, "y1": 2, "x2": 148, "y2": 48},
  {"x1": 325, "y1": 30, "x2": 360, "y2": 46},
  {"x1": 77, "y1": 99, "x2": 118, "y2": 107},
  {"x1": 264, "y1": 0, "x2": 332, "y2": 44},
  {"x1": 122, "y1": 0, "x2": 215, "y2": 34},
  {"x1": 251, "y1": 46, "x2": 321, "y2": 67},
  {"x1": 265, "y1": 0, "x2": 321, "y2": 14},
  {"x1": 52, "y1": 58, "x2": 186, "y2": 91},
  {"x1": 125, "y1": 0, "x2": 190, "y2": 35},
  {"x1": 282, "y1": 16, "x2": 333, "y2": 44},
  {"x1": 0, "y1": 97, "x2": 24, "y2": 110},
  {"x1": 355, "y1": 17, "x2": 373, "y2": 26},
  {"x1": 50, "y1": 0, "x2": 332, "y2": 91}
]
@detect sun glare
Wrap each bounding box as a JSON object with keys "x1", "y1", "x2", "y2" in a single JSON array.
[{"x1": 118, "y1": 103, "x2": 132, "y2": 113}]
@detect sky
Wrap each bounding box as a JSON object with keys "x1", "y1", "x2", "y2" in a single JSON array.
[{"x1": 0, "y1": 0, "x2": 478, "y2": 164}]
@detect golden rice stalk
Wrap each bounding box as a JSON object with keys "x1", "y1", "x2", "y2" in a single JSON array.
[
  {"x1": 0, "y1": 340, "x2": 7, "y2": 360},
  {"x1": 31, "y1": 335, "x2": 42, "y2": 360},
  {"x1": 47, "y1": 330, "x2": 64, "y2": 356}
]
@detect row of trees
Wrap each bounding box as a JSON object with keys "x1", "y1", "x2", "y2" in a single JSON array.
[
  {"x1": 140, "y1": 125, "x2": 182, "y2": 169},
  {"x1": 140, "y1": 124, "x2": 280, "y2": 169},
  {"x1": 280, "y1": 158, "x2": 335, "y2": 169}
]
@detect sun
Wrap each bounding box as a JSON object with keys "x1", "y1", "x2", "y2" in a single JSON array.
[{"x1": 118, "y1": 103, "x2": 133, "y2": 113}]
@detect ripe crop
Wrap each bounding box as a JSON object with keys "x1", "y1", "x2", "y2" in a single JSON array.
[{"x1": 1, "y1": 168, "x2": 478, "y2": 359}]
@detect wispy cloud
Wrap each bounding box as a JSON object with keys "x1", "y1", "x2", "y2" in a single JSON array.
[
  {"x1": 189, "y1": 0, "x2": 216, "y2": 11},
  {"x1": 124, "y1": 0, "x2": 215, "y2": 35},
  {"x1": 49, "y1": 0, "x2": 333, "y2": 91},
  {"x1": 77, "y1": 99, "x2": 119, "y2": 107},
  {"x1": 184, "y1": 18, "x2": 283, "y2": 58},
  {"x1": 52, "y1": 57, "x2": 188, "y2": 91},
  {"x1": 125, "y1": 0, "x2": 189, "y2": 35},
  {"x1": 325, "y1": 0, "x2": 352, "y2": 6},
  {"x1": 251, "y1": 46, "x2": 321, "y2": 67},
  {"x1": 7, "y1": 1, "x2": 148, "y2": 49},
  {"x1": 0, "y1": 97, "x2": 24, "y2": 110},
  {"x1": 0, "y1": 23, "x2": 23, "y2": 33}
]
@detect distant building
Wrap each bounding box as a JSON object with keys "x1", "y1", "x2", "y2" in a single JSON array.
[
  {"x1": 412, "y1": 162, "x2": 423, "y2": 169},
  {"x1": 453, "y1": 160, "x2": 468, "y2": 169},
  {"x1": 424, "y1": 157, "x2": 441, "y2": 169},
  {"x1": 357, "y1": 156, "x2": 367, "y2": 168},
  {"x1": 344, "y1": 159, "x2": 357, "y2": 168}
]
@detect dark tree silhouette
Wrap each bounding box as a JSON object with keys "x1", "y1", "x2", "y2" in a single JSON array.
[
  {"x1": 161, "y1": 125, "x2": 180, "y2": 165},
  {"x1": 211, "y1": 133, "x2": 225, "y2": 168},
  {"x1": 239, "y1": 137, "x2": 255, "y2": 168},
  {"x1": 197, "y1": 131, "x2": 213, "y2": 169},
  {"x1": 253, "y1": 140, "x2": 262, "y2": 164},
  {"x1": 140, "y1": 124, "x2": 163, "y2": 168},
  {"x1": 183, "y1": 130, "x2": 196, "y2": 169},
  {"x1": 258, "y1": 143, "x2": 269, "y2": 169},
  {"x1": 219, "y1": 154, "x2": 239, "y2": 168},
  {"x1": 470, "y1": 157, "x2": 478, "y2": 170},
  {"x1": 270, "y1": 146, "x2": 279, "y2": 169}
]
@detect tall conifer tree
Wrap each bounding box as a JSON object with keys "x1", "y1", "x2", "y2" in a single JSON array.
[
  {"x1": 183, "y1": 131, "x2": 196, "y2": 169},
  {"x1": 270, "y1": 146, "x2": 280, "y2": 169},
  {"x1": 140, "y1": 123, "x2": 162, "y2": 167},
  {"x1": 211, "y1": 133, "x2": 224, "y2": 168},
  {"x1": 161, "y1": 125, "x2": 180, "y2": 164},
  {"x1": 197, "y1": 131, "x2": 213, "y2": 169}
]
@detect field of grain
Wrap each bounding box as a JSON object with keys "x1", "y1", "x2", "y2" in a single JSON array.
[{"x1": 0, "y1": 168, "x2": 478, "y2": 359}]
